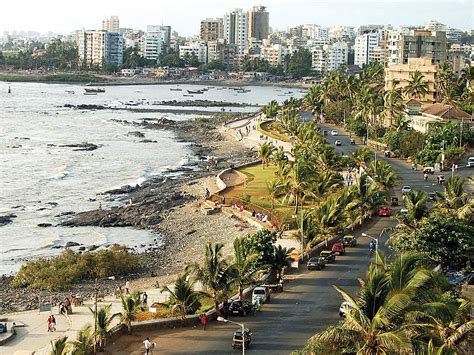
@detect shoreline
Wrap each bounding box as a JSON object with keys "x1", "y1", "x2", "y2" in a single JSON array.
[{"x1": 0, "y1": 112, "x2": 259, "y2": 314}]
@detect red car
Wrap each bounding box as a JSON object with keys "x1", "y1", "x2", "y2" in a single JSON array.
[
  {"x1": 378, "y1": 207, "x2": 393, "y2": 217},
  {"x1": 332, "y1": 243, "x2": 346, "y2": 255}
]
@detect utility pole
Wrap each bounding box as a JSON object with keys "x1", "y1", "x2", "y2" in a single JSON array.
[{"x1": 93, "y1": 277, "x2": 98, "y2": 354}]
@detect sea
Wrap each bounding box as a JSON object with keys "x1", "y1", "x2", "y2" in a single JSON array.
[{"x1": 0, "y1": 82, "x2": 305, "y2": 274}]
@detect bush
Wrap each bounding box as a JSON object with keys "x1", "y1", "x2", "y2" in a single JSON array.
[
  {"x1": 399, "y1": 130, "x2": 425, "y2": 158},
  {"x1": 12, "y1": 245, "x2": 139, "y2": 291},
  {"x1": 347, "y1": 117, "x2": 366, "y2": 137}
]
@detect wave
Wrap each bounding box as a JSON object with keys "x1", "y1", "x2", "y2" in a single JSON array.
[{"x1": 49, "y1": 163, "x2": 73, "y2": 180}]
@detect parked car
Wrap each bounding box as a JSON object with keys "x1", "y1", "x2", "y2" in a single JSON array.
[
  {"x1": 332, "y1": 243, "x2": 346, "y2": 255},
  {"x1": 307, "y1": 257, "x2": 326, "y2": 270},
  {"x1": 229, "y1": 300, "x2": 254, "y2": 316},
  {"x1": 334, "y1": 140, "x2": 342, "y2": 146},
  {"x1": 252, "y1": 286, "x2": 270, "y2": 304},
  {"x1": 378, "y1": 207, "x2": 393, "y2": 217},
  {"x1": 339, "y1": 301, "x2": 352, "y2": 317},
  {"x1": 467, "y1": 157, "x2": 474, "y2": 167},
  {"x1": 320, "y1": 250, "x2": 336, "y2": 263},
  {"x1": 423, "y1": 166, "x2": 435, "y2": 174},
  {"x1": 428, "y1": 192, "x2": 437, "y2": 201},
  {"x1": 342, "y1": 235, "x2": 357, "y2": 247},
  {"x1": 330, "y1": 130, "x2": 338, "y2": 136},
  {"x1": 402, "y1": 186, "x2": 412, "y2": 194}
]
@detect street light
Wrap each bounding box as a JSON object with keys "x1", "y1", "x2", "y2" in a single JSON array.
[
  {"x1": 217, "y1": 316, "x2": 246, "y2": 355},
  {"x1": 362, "y1": 228, "x2": 391, "y2": 273}
]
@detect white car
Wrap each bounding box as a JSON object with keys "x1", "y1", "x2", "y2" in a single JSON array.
[
  {"x1": 335, "y1": 140, "x2": 342, "y2": 146},
  {"x1": 330, "y1": 130, "x2": 338, "y2": 136},
  {"x1": 402, "y1": 186, "x2": 412, "y2": 194},
  {"x1": 400, "y1": 208, "x2": 409, "y2": 215},
  {"x1": 467, "y1": 157, "x2": 474, "y2": 167},
  {"x1": 339, "y1": 301, "x2": 352, "y2": 317},
  {"x1": 252, "y1": 286, "x2": 270, "y2": 304}
]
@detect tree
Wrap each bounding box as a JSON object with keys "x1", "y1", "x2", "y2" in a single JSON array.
[
  {"x1": 119, "y1": 292, "x2": 144, "y2": 334},
  {"x1": 269, "y1": 245, "x2": 294, "y2": 281},
  {"x1": 437, "y1": 176, "x2": 473, "y2": 222},
  {"x1": 161, "y1": 274, "x2": 205, "y2": 324},
  {"x1": 89, "y1": 304, "x2": 119, "y2": 350},
  {"x1": 70, "y1": 324, "x2": 94, "y2": 355},
  {"x1": 287, "y1": 49, "x2": 312, "y2": 79},
  {"x1": 366, "y1": 160, "x2": 398, "y2": 188},
  {"x1": 404, "y1": 70, "x2": 430, "y2": 100},
  {"x1": 351, "y1": 173, "x2": 387, "y2": 219},
  {"x1": 267, "y1": 179, "x2": 281, "y2": 209},
  {"x1": 384, "y1": 79, "x2": 405, "y2": 125},
  {"x1": 186, "y1": 243, "x2": 234, "y2": 312},
  {"x1": 50, "y1": 336, "x2": 69, "y2": 355},
  {"x1": 159, "y1": 53, "x2": 185, "y2": 67},
  {"x1": 242, "y1": 230, "x2": 277, "y2": 269},
  {"x1": 232, "y1": 238, "x2": 260, "y2": 300},
  {"x1": 262, "y1": 100, "x2": 280, "y2": 119},
  {"x1": 258, "y1": 141, "x2": 275, "y2": 167}
]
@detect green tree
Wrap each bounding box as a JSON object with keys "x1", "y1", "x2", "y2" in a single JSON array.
[
  {"x1": 50, "y1": 336, "x2": 69, "y2": 355},
  {"x1": 287, "y1": 49, "x2": 312, "y2": 79},
  {"x1": 119, "y1": 292, "x2": 144, "y2": 334},
  {"x1": 89, "y1": 304, "x2": 119, "y2": 350},
  {"x1": 70, "y1": 324, "x2": 94, "y2": 355},
  {"x1": 269, "y1": 245, "x2": 294, "y2": 281},
  {"x1": 262, "y1": 100, "x2": 280, "y2": 119},
  {"x1": 242, "y1": 230, "x2": 277, "y2": 268},
  {"x1": 404, "y1": 70, "x2": 430, "y2": 100},
  {"x1": 258, "y1": 141, "x2": 275, "y2": 167},
  {"x1": 267, "y1": 178, "x2": 281, "y2": 209},
  {"x1": 232, "y1": 238, "x2": 260, "y2": 300}
]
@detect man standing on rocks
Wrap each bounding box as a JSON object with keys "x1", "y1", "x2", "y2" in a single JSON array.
[{"x1": 125, "y1": 279, "x2": 130, "y2": 295}]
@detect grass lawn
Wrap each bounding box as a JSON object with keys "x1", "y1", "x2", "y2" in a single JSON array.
[
  {"x1": 257, "y1": 121, "x2": 292, "y2": 142},
  {"x1": 221, "y1": 164, "x2": 295, "y2": 225}
]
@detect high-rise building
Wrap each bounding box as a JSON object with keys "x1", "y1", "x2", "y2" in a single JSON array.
[
  {"x1": 398, "y1": 30, "x2": 447, "y2": 65},
  {"x1": 223, "y1": 9, "x2": 249, "y2": 55},
  {"x1": 77, "y1": 30, "x2": 123, "y2": 67},
  {"x1": 102, "y1": 16, "x2": 120, "y2": 32},
  {"x1": 207, "y1": 40, "x2": 238, "y2": 68},
  {"x1": 311, "y1": 42, "x2": 348, "y2": 73},
  {"x1": 354, "y1": 31, "x2": 380, "y2": 67},
  {"x1": 140, "y1": 25, "x2": 171, "y2": 62},
  {"x1": 425, "y1": 20, "x2": 446, "y2": 32},
  {"x1": 446, "y1": 28, "x2": 463, "y2": 43},
  {"x1": 248, "y1": 5, "x2": 269, "y2": 41},
  {"x1": 179, "y1": 42, "x2": 208, "y2": 64},
  {"x1": 200, "y1": 18, "x2": 223, "y2": 42}
]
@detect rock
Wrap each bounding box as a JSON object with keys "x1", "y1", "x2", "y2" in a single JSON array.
[
  {"x1": 46, "y1": 202, "x2": 59, "y2": 206},
  {"x1": 88, "y1": 245, "x2": 99, "y2": 251},
  {"x1": 127, "y1": 131, "x2": 145, "y2": 138},
  {"x1": 139, "y1": 139, "x2": 158, "y2": 143},
  {"x1": 0, "y1": 215, "x2": 16, "y2": 226},
  {"x1": 59, "y1": 142, "x2": 100, "y2": 151},
  {"x1": 78, "y1": 246, "x2": 86, "y2": 251},
  {"x1": 65, "y1": 241, "x2": 80, "y2": 247},
  {"x1": 37, "y1": 223, "x2": 52, "y2": 227}
]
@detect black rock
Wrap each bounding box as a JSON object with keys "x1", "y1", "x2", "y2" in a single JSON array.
[
  {"x1": 37, "y1": 223, "x2": 52, "y2": 227},
  {"x1": 0, "y1": 215, "x2": 16, "y2": 226},
  {"x1": 65, "y1": 241, "x2": 80, "y2": 247}
]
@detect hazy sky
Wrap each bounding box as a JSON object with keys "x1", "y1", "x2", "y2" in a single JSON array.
[{"x1": 1, "y1": 0, "x2": 472, "y2": 35}]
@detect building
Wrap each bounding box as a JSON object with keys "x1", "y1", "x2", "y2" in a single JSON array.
[
  {"x1": 102, "y1": 16, "x2": 120, "y2": 32},
  {"x1": 261, "y1": 43, "x2": 287, "y2": 66},
  {"x1": 425, "y1": 20, "x2": 446, "y2": 32},
  {"x1": 303, "y1": 24, "x2": 329, "y2": 39},
  {"x1": 179, "y1": 42, "x2": 207, "y2": 64},
  {"x1": 311, "y1": 42, "x2": 348, "y2": 73},
  {"x1": 354, "y1": 31, "x2": 380, "y2": 67},
  {"x1": 385, "y1": 58, "x2": 438, "y2": 102},
  {"x1": 408, "y1": 102, "x2": 472, "y2": 134},
  {"x1": 207, "y1": 40, "x2": 238, "y2": 68},
  {"x1": 446, "y1": 28, "x2": 463, "y2": 44},
  {"x1": 200, "y1": 18, "x2": 223, "y2": 42},
  {"x1": 140, "y1": 25, "x2": 171, "y2": 62},
  {"x1": 448, "y1": 45, "x2": 468, "y2": 76},
  {"x1": 248, "y1": 5, "x2": 269, "y2": 41},
  {"x1": 385, "y1": 30, "x2": 402, "y2": 66},
  {"x1": 398, "y1": 30, "x2": 447, "y2": 65},
  {"x1": 223, "y1": 8, "x2": 248, "y2": 55},
  {"x1": 77, "y1": 30, "x2": 123, "y2": 67}
]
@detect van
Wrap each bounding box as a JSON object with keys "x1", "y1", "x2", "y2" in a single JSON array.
[
  {"x1": 252, "y1": 286, "x2": 270, "y2": 304},
  {"x1": 467, "y1": 157, "x2": 474, "y2": 168}
]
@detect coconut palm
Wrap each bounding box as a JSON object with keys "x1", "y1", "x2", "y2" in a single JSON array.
[
  {"x1": 186, "y1": 243, "x2": 234, "y2": 312},
  {"x1": 269, "y1": 245, "x2": 294, "y2": 282},
  {"x1": 436, "y1": 62, "x2": 456, "y2": 103},
  {"x1": 353, "y1": 146, "x2": 372, "y2": 164},
  {"x1": 89, "y1": 304, "x2": 119, "y2": 350},
  {"x1": 232, "y1": 238, "x2": 260, "y2": 300},
  {"x1": 258, "y1": 141, "x2": 275, "y2": 168},
  {"x1": 262, "y1": 100, "x2": 279, "y2": 119},
  {"x1": 70, "y1": 324, "x2": 94, "y2": 355},
  {"x1": 267, "y1": 178, "x2": 281, "y2": 209},
  {"x1": 50, "y1": 336, "x2": 69, "y2": 355},
  {"x1": 384, "y1": 79, "x2": 405, "y2": 126},
  {"x1": 391, "y1": 113, "x2": 411, "y2": 132},
  {"x1": 402, "y1": 190, "x2": 428, "y2": 226},
  {"x1": 437, "y1": 176, "x2": 472, "y2": 219},
  {"x1": 351, "y1": 173, "x2": 387, "y2": 219},
  {"x1": 119, "y1": 292, "x2": 145, "y2": 334},
  {"x1": 280, "y1": 159, "x2": 313, "y2": 213},
  {"x1": 404, "y1": 70, "x2": 430, "y2": 100},
  {"x1": 366, "y1": 160, "x2": 398, "y2": 188},
  {"x1": 161, "y1": 273, "x2": 205, "y2": 324},
  {"x1": 303, "y1": 85, "x2": 323, "y2": 116}
]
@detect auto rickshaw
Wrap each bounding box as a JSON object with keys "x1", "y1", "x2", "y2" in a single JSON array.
[
  {"x1": 232, "y1": 328, "x2": 252, "y2": 349},
  {"x1": 350, "y1": 138, "x2": 355, "y2": 145},
  {"x1": 391, "y1": 196, "x2": 399, "y2": 206}
]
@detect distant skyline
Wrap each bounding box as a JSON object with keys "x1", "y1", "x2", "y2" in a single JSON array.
[{"x1": 1, "y1": 0, "x2": 472, "y2": 36}]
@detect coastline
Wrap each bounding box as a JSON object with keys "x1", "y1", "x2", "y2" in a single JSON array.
[{"x1": 0, "y1": 112, "x2": 259, "y2": 314}]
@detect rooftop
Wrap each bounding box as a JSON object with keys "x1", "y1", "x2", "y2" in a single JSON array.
[{"x1": 421, "y1": 103, "x2": 472, "y2": 120}]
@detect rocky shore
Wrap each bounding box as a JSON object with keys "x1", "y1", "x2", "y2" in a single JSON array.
[{"x1": 0, "y1": 112, "x2": 259, "y2": 314}]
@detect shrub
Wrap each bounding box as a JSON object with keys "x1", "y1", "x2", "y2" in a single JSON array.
[{"x1": 12, "y1": 245, "x2": 139, "y2": 291}]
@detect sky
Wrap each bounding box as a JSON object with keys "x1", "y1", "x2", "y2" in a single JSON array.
[{"x1": 1, "y1": 0, "x2": 472, "y2": 36}]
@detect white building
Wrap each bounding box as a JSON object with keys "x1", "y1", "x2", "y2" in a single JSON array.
[
  {"x1": 77, "y1": 30, "x2": 123, "y2": 67},
  {"x1": 329, "y1": 26, "x2": 355, "y2": 41},
  {"x1": 354, "y1": 31, "x2": 380, "y2": 67},
  {"x1": 261, "y1": 43, "x2": 287, "y2": 66},
  {"x1": 102, "y1": 16, "x2": 119, "y2": 32},
  {"x1": 179, "y1": 42, "x2": 208, "y2": 64},
  {"x1": 425, "y1": 20, "x2": 446, "y2": 32},
  {"x1": 302, "y1": 24, "x2": 329, "y2": 39},
  {"x1": 311, "y1": 41, "x2": 348, "y2": 73},
  {"x1": 386, "y1": 30, "x2": 402, "y2": 66},
  {"x1": 140, "y1": 25, "x2": 171, "y2": 62},
  {"x1": 223, "y1": 8, "x2": 248, "y2": 55}
]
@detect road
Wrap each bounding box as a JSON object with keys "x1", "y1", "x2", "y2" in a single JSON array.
[{"x1": 105, "y1": 122, "x2": 472, "y2": 354}]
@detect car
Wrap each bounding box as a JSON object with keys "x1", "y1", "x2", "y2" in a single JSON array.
[
  {"x1": 467, "y1": 157, "x2": 474, "y2": 167},
  {"x1": 378, "y1": 207, "x2": 393, "y2": 217},
  {"x1": 334, "y1": 140, "x2": 342, "y2": 146},
  {"x1": 252, "y1": 286, "x2": 270, "y2": 304},
  {"x1": 428, "y1": 192, "x2": 437, "y2": 201},
  {"x1": 342, "y1": 235, "x2": 357, "y2": 247},
  {"x1": 229, "y1": 300, "x2": 254, "y2": 316},
  {"x1": 350, "y1": 138, "x2": 355, "y2": 145},
  {"x1": 423, "y1": 166, "x2": 435, "y2": 174},
  {"x1": 339, "y1": 301, "x2": 352, "y2": 317},
  {"x1": 400, "y1": 208, "x2": 409, "y2": 215},
  {"x1": 332, "y1": 243, "x2": 346, "y2": 255},
  {"x1": 330, "y1": 130, "x2": 338, "y2": 136},
  {"x1": 320, "y1": 250, "x2": 336, "y2": 263},
  {"x1": 402, "y1": 186, "x2": 412, "y2": 194},
  {"x1": 307, "y1": 257, "x2": 326, "y2": 270}
]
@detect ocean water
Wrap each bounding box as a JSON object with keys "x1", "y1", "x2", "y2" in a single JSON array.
[{"x1": 0, "y1": 82, "x2": 305, "y2": 274}]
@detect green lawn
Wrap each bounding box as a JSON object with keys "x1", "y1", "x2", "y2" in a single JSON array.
[{"x1": 257, "y1": 121, "x2": 292, "y2": 142}]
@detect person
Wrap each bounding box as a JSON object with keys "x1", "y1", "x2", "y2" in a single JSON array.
[
  {"x1": 47, "y1": 316, "x2": 52, "y2": 332},
  {"x1": 50, "y1": 315, "x2": 56, "y2": 332},
  {"x1": 222, "y1": 299, "x2": 229, "y2": 319},
  {"x1": 437, "y1": 176, "x2": 440, "y2": 185},
  {"x1": 424, "y1": 172, "x2": 428, "y2": 181},
  {"x1": 143, "y1": 337, "x2": 153, "y2": 354},
  {"x1": 205, "y1": 188, "x2": 210, "y2": 198},
  {"x1": 369, "y1": 241, "x2": 376, "y2": 253},
  {"x1": 200, "y1": 313, "x2": 208, "y2": 331},
  {"x1": 142, "y1": 292, "x2": 148, "y2": 305},
  {"x1": 125, "y1": 279, "x2": 130, "y2": 295}
]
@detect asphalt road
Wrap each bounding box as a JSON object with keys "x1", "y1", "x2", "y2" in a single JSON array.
[{"x1": 106, "y1": 123, "x2": 472, "y2": 354}]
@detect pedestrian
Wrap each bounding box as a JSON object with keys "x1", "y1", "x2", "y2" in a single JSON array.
[
  {"x1": 200, "y1": 313, "x2": 208, "y2": 331},
  {"x1": 142, "y1": 291, "x2": 148, "y2": 305},
  {"x1": 455, "y1": 164, "x2": 458, "y2": 171},
  {"x1": 125, "y1": 279, "x2": 130, "y2": 295},
  {"x1": 437, "y1": 176, "x2": 440, "y2": 185},
  {"x1": 205, "y1": 188, "x2": 210, "y2": 198},
  {"x1": 51, "y1": 315, "x2": 56, "y2": 332},
  {"x1": 325, "y1": 237, "x2": 328, "y2": 247},
  {"x1": 47, "y1": 315, "x2": 52, "y2": 332},
  {"x1": 143, "y1": 337, "x2": 154, "y2": 354}
]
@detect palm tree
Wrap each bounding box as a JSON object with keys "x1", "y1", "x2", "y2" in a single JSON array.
[
  {"x1": 119, "y1": 292, "x2": 145, "y2": 334},
  {"x1": 70, "y1": 324, "x2": 94, "y2": 355},
  {"x1": 161, "y1": 274, "x2": 205, "y2": 324},
  {"x1": 262, "y1": 100, "x2": 279, "y2": 119},
  {"x1": 436, "y1": 62, "x2": 456, "y2": 103},
  {"x1": 232, "y1": 238, "x2": 259, "y2": 300},
  {"x1": 391, "y1": 113, "x2": 411, "y2": 132},
  {"x1": 437, "y1": 176, "x2": 472, "y2": 221},
  {"x1": 267, "y1": 178, "x2": 281, "y2": 209},
  {"x1": 404, "y1": 70, "x2": 430, "y2": 100},
  {"x1": 89, "y1": 304, "x2": 119, "y2": 350},
  {"x1": 366, "y1": 160, "x2": 398, "y2": 188},
  {"x1": 50, "y1": 336, "x2": 69, "y2": 355},
  {"x1": 280, "y1": 159, "x2": 313, "y2": 213},
  {"x1": 258, "y1": 141, "x2": 275, "y2": 168},
  {"x1": 351, "y1": 173, "x2": 387, "y2": 219},
  {"x1": 352, "y1": 146, "x2": 372, "y2": 164},
  {"x1": 186, "y1": 243, "x2": 234, "y2": 313},
  {"x1": 384, "y1": 79, "x2": 405, "y2": 126},
  {"x1": 269, "y1": 245, "x2": 294, "y2": 282},
  {"x1": 402, "y1": 190, "x2": 428, "y2": 227},
  {"x1": 303, "y1": 86, "x2": 323, "y2": 116}
]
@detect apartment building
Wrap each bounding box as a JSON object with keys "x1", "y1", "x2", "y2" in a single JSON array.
[
  {"x1": 248, "y1": 5, "x2": 269, "y2": 41},
  {"x1": 179, "y1": 42, "x2": 208, "y2": 64},
  {"x1": 207, "y1": 40, "x2": 238, "y2": 68},
  {"x1": 354, "y1": 31, "x2": 380, "y2": 67},
  {"x1": 77, "y1": 30, "x2": 123, "y2": 67},
  {"x1": 200, "y1": 18, "x2": 223, "y2": 42},
  {"x1": 223, "y1": 9, "x2": 248, "y2": 55},
  {"x1": 311, "y1": 42, "x2": 348, "y2": 73},
  {"x1": 398, "y1": 30, "x2": 447, "y2": 65},
  {"x1": 261, "y1": 43, "x2": 287, "y2": 66},
  {"x1": 140, "y1": 25, "x2": 171, "y2": 62},
  {"x1": 102, "y1": 16, "x2": 119, "y2": 32}
]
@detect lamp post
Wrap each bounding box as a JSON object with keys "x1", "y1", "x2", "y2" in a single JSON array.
[
  {"x1": 362, "y1": 228, "x2": 391, "y2": 273},
  {"x1": 217, "y1": 316, "x2": 246, "y2": 355},
  {"x1": 93, "y1": 277, "x2": 98, "y2": 355}
]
